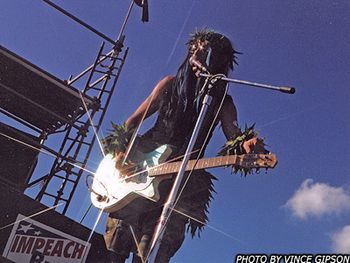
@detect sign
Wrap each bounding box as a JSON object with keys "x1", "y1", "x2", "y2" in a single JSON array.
[{"x1": 2, "y1": 214, "x2": 91, "y2": 263}]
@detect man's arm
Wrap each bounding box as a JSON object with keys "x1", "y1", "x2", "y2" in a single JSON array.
[
  {"x1": 219, "y1": 95, "x2": 258, "y2": 154},
  {"x1": 219, "y1": 95, "x2": 241, "y2": 140},
  {"x1": 115, "y1": 76, "x2": 174, "y2": 171},
  {"x1": 125, "y1": 76, "x2": 174, "y2": 130}
]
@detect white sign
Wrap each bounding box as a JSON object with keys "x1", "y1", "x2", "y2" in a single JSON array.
[{"x1": 2, "y1": 214, "x2": 91, "y2": 263}]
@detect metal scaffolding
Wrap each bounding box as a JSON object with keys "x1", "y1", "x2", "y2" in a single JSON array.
[
  {"x1": 6, "y1": 0, "x2": 145, "y2": 214},
  {"x1": 35, "y1": 41, "x2": 129, "y2": 214},
  {"x1": 31, "y1": 0, "x2": 141, "y2": 214}
]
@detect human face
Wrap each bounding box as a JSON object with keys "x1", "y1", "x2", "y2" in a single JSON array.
[{"x1": 189, "y1": 40, "x2": 211, "y2": 77}]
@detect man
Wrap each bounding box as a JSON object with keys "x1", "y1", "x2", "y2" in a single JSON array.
[{"x1": 104, "y1": 29, "x2": 259, "y2": 262}]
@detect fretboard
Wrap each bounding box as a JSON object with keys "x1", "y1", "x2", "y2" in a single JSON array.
[{"x1": 147, "y1": 155, "x2": 238, "y2": 177}]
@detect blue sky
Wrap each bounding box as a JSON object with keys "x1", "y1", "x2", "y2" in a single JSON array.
[{"x1": 1, "y1": 0, "x2": 350, "y2": 262}]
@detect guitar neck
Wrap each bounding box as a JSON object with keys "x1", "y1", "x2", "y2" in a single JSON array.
[{"x1": 148, "y1": 155, "x2": 238, "y2": 177}]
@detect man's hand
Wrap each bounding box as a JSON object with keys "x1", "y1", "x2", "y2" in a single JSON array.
[
  {"x1": 243, "y1": 137, "x2": 267, "y2": 154},
  {"x1": 115, "y1": 151, "x2": 135, "y2": 177}
]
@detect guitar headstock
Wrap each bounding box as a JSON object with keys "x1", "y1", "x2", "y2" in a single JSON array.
[{"x1": 238, "y1": 153, "x2": 277, "y2": 169}]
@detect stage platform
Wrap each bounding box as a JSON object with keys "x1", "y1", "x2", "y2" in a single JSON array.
[
  {"x1": 0, "y1": 45, "x2": 94, "y2": 133},
  {"x1": 0, "y1": 182, "x2": 109, "y2": 263}
]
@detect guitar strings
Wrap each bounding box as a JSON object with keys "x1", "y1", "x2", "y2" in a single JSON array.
[
  {"x1": 114, "y1": 149, "x2": 200, "y2": 184},
  {"x1": 88, "y1": 149, "x2": 200, "y2": 205}
]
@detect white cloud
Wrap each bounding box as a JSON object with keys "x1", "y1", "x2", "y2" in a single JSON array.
[
  {"x1": 332, "y1": 225, "x2": 350, "y2": 253},
  {"x1": 285, "y1": 179, "x2": 350, "y2": 219}
]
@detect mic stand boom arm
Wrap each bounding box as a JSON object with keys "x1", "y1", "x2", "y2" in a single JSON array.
[{"x1": 199, "y1": 73, "x2": 296, "y2": 94}]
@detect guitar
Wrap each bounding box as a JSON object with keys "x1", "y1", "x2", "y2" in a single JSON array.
[{"x1": 90, "y1": 144, "x2": 277, "y2": 214}]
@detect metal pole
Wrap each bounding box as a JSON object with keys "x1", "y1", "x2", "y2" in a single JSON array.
[
  {"x1": 68, "y1": 0, "x2": 135, "y2": 85},
  {"x1": 67, "y1": 52, "x2": 112, "y2": 85},
  {"x1": 199, "y1": 73, "x2": 296, "y2": 94},
  {"x1": 147, "y1": 84, "x2": 214, "y2": 262},
  {"x1": 0, "y1": 108, "x2": 42, "y2": 134},
  {"x1": 0, "y1": 130, "x2": 79, "y2": 165},
  {"x1": 116, "y1": 0, "x2": 135, "y2": 42},
  {"x1": 42, "y1": 0, "x2": 116, "y2": 45}
]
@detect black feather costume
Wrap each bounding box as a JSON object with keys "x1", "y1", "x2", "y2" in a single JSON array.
[{"x1": 103, "y1": 29, "x2": 242, "y2": 262}]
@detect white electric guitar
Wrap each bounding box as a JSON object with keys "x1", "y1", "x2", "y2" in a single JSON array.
[{"x1": 90, "y1": 144, "x2": 277, "y2": 214}]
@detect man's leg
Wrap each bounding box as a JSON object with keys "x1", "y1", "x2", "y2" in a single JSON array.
[
  {"x1": 134, "y1": 211, "x2": 187, "y2": 263},
  {"x1": 106, "y1": 251, "x2": 129, "y2": 263},
  {"x1": 154, "y1": 212, "x2": 187, "y2": 262},
  {"x1": 104, "y1": 217, "x2": 134, "y2": 262}
]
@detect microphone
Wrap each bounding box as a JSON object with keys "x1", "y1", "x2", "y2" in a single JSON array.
[
  {"x1": 134, "y1": 0, "x2": 149, "y2": 22},
  {"x1": 189, "y1": 57, "x2": 210, "y2": 74},
  {"x1": 279, "y1": 86, "x2": 296, "y2": 94}
]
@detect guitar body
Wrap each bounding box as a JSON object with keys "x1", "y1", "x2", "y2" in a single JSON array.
[
  {"x1": 91, "y1": 143, "x2": 277, "y2": 216},
  {"x1": 90, "y1": 145, "x2": 173, "y2": 214}
]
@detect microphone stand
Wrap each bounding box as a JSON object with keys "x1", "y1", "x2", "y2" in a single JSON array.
[
  {"x1": 147, "y1": 76, "x2": 218, "y2": 262},
  {"x1": 199, "y1": 73, "x2": 296, "y2": 94},
  {"x1": 147, "y1": 74, "x2": 295, "y2": 262}
]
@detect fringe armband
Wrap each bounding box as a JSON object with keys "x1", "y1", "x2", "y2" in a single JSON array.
[
  {"x1": 217, "y1": 124, "x2": 267, "y2": 175},
  {"x1": 101, "y1": 122, "x2": 133, "y2": 156}
]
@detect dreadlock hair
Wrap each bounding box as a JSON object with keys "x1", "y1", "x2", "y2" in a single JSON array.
[
  {"x1": 187, "y1": 28, "x2": 240, "y2": 73},
  {"x1": 159, "y1": 29, "x2": 240, "y2": 141}
]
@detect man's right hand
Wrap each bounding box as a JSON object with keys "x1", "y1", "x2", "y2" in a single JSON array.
[{"x1": 114, "y1": 151, "x2": 135, "y2": 177}]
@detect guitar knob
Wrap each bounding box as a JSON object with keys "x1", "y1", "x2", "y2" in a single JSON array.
[{"x1": 97, "y1": 194, "x2": 109, "y2": 202}]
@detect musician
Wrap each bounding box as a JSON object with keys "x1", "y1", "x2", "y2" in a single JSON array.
[{"x1": 104, "y1": 29, "x2": 259, "y2": 262}]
